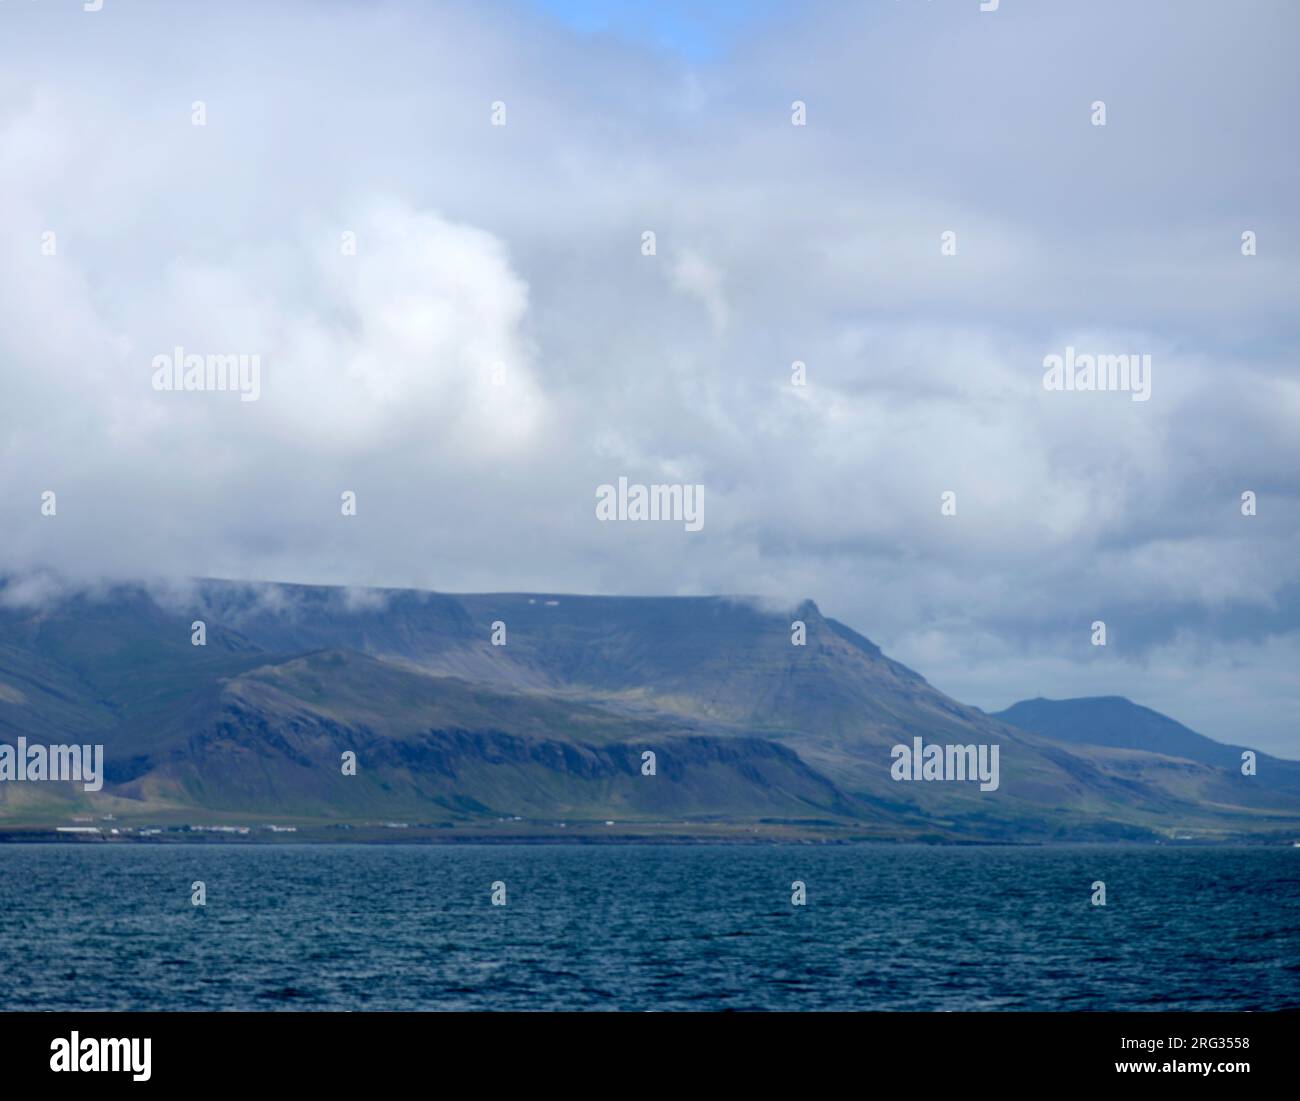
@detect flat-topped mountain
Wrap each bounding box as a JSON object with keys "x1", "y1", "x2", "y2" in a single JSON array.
[{"x1": 1, "y1": 579, "x2": 1296, "y2": 841}]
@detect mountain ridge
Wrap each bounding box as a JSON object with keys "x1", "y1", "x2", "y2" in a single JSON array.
[{"x1": 1, "y1": 578, "x2": 1297, "y2": 842}]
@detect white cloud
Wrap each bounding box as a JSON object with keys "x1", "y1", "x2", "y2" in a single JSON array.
[{"x1": 0, "y1": 0, "x2": 1297, "y2": 754}]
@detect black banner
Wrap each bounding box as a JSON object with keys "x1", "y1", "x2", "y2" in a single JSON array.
[{"x1": 2, "y1": 1011, "x2": 1291, "y2": 1089}]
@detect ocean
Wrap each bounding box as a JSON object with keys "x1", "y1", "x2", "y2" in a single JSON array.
[{"x1": 2, "y1": 843, "x2": 1297, "y2": 1011}]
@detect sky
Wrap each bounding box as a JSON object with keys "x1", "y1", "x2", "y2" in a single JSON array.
[
  {"x1": 0, "y1": 0, "x2": 1297, "y2": 755},
  {"x1": 531, "y1": 0, "x2": 785, "y2": 61}
]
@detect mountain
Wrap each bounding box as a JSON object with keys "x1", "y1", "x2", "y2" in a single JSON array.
[
  {"x1": 1, "y1": 579, "x2": 1298, "y2": 842},
  {"x1": 992, "y1": 696, "x2": 1300, "y2": 812},
  {"x1": 992, "y1": 697, "x2": 1256, "y2": 766}
]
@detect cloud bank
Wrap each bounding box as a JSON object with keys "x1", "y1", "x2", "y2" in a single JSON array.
[{"x1": 0, "y1": 0, "x2": 1297, "y2": 754}]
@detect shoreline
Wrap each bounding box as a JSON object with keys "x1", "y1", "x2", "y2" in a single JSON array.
[{"x1": 2, "y1": 830, "x2": 1295, "y2": 847}]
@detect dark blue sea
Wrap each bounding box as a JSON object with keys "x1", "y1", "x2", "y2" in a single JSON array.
[{"x1": 2, "y1": 844, "x2": 1298, "y2": 1011}]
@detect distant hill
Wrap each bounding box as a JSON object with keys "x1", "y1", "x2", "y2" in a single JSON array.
[
  {"x1": 992, "y1": 696, "x2": 1252, "y2": 767},
  {"x1": 992, "y1": 695, "x2": 1300, "y2": 800},
  {"x1": 2, "y1": 579, "x2": 1298, "y2": 841}
]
